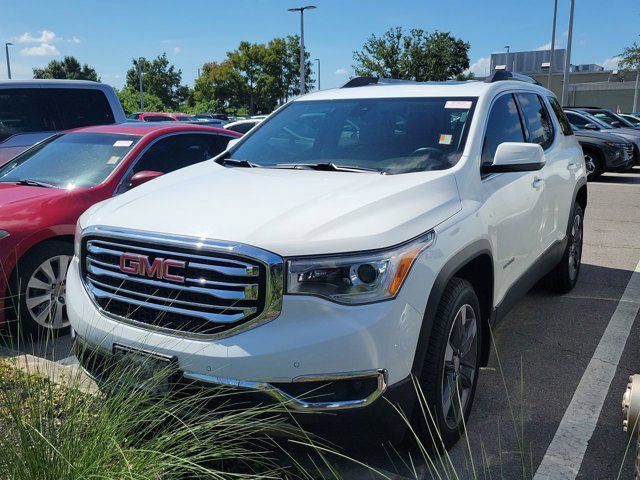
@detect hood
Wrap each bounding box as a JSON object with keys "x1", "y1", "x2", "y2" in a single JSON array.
[
  {"x1": 606, "y1": 128, "x2": 640, "y2": 147},
  {"x1": 84, "y1": 161, "x2": 462, "y2": 256},
  {"x1": 0, "y1": 182, "x2": 67, "y2": 210},
  {"x1": 574, "y1": 129, "x2": 632, "y2": 143}
]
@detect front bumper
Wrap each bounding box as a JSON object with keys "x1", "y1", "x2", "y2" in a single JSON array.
[
  {"x1": 67, "y1": 255, "x2": 425, "y2": 391},
  {"x1": 604, "y1": 145, "x2": 636, "y2": 171}
]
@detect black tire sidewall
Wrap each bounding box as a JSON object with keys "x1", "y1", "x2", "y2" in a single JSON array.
[
  {"x1": 12, "y1": 240, "x2": 73, "y2": 338},
  {"x1": 417, "y1": 278, "x2": 483, "y2": 449}
]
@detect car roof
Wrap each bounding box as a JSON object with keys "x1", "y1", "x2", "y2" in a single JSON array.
[
  {"x1": 66, "y1": 122, "x2": 240, "y2": 137},
  {"x1": 296, "y1": 80, "x2": 551, "y2": 102},
  {"x1": 0, "y1": 79, "x2": 105, "y2": 88}
]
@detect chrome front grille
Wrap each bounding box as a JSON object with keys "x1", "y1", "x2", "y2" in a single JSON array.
[
  {"x1": 623, "y1": 144, "x2": 634, "y2": 162},
  {"x1": 81, "y1": 226, "x2": 283, "y2": 338}
]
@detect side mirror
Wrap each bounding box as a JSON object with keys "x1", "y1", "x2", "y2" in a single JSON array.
[
  {"x1": 611, "y1": 121, "x2": 622, "y2": 128},
  {"x1": 584, "y1": 123, "x2": 599, "y2": 131},
  {"x1": 482, "y1": 142, "x2": 545, "y2": 174},
  {"x1": 226, "y1": 138, "x2": 241, "y2": 149},
  {"x1": 129, "y1": 170, "x2": 163, "y2": 189}
]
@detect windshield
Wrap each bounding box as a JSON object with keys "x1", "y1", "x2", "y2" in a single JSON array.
[
  {"x1": 583, "y1": 113, "x2": 613, "y2": 129},
  {"x1": 230, "y1": 97, "x2": 477, "y2": 174},
  {"x1": 0, "y1": 132, "x2": 140, "y2": 189},
  {"x1": 589, "y1": 110, "x2": 632, "y2": 128}
]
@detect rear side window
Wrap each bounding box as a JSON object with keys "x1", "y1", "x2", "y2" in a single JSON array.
[
  {"x1": 0, "y1": 89, "x2": 53, "y2": 142},
  {"x1": 482, "y1": 94, "x2": 525, "y2": 165},
  {"x1": 144, "y1": 115, "x2": 175, "y2": 122},
  {"x1": 227, "y1": 122, "x2": 256, "y2": 134},
  {"x1": 547, "y1": 96, "x2": 573, "y2": 136},
  {"x1": 516, "y1": 93, "x2": 554, "y2": 149},
  {"x1": 49, "y1": 88, "x2": 115, "y2": 130},
  {"x1": 565, "y1": 112, "x2": 589, "y2": 129}
]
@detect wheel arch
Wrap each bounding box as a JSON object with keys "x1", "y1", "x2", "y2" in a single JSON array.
[{"x1": 411, "y1": 239, "x2": 495, "y2": 374}]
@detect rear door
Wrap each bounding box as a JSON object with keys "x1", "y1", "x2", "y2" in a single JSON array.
[{"x1": 0, "y1": 88, "x2": 56, "y2": 165}]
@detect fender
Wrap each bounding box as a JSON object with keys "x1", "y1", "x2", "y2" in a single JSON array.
[{"x1": 411, "y1": 239, "x2": 493, "y2": 375}]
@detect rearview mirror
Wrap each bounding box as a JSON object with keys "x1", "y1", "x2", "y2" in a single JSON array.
[
  {"x1": 129, "y1": 170, "x2": 163, "y2": 189},
  {"x1": 482, "y1": 143, "x2": 545, "y2": 174},
  {"x1": 584, "y1": 123, "x2": 599, "y2": 131}
]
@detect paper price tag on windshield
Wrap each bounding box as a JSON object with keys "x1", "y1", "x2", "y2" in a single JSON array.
[
  {"x1": 113, "y1": 140, "x2": 133, "y2": 147},
  {"x1": 107, "y1": 156, "x2": 120, "y2": 164},
  {"x1": 439, "y1": 134, "x2": 453, "y2": 145},
  {"x1": 445, "y1": 101, "x2": 472, "y2": 109}
]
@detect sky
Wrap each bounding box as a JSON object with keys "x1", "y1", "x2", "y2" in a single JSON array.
[{"x1": 0, "y1": 0, "x2": 638, "y2": 91}]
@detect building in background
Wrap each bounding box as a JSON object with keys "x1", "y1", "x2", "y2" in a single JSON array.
[
  {"x1": 490, "y1": 49, "x2": 566, "y2": 74},
  {"x1": 573, "y1": 64, "x2": 605, "y2": 73}
]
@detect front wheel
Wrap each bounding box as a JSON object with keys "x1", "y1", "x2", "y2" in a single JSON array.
[
  {"x1": 11, "y1": 241, "x2": 73, "y2": 337},
  {"x1": 414, "y1": 278, "x2": 482, "y2": 450},
  {"x1": 584, "y1": 151, "x2": 603, "y2": 180},
  {"x1": 547, "y1": 203, "x2": 583, "y2": 294}
]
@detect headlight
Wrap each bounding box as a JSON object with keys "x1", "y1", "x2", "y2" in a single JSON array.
[
  {"x1": 605, "y1": 141, "x2": 627, "y2": 148},
  {"x1": 286, "y1": 231, "x2": 435, "y2": 304},
  {"x1": 74, "y1": 221, "x2": 82, "y2": 257},
  {"x1": 0, "y1": 230, "x2": 9, "y2": 240}
]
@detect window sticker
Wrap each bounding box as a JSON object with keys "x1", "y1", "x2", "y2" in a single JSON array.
[
  {"x1": 106, "y1": 156, "x2": 121, "y2": 164},
  {"x1": 439, "y1": 134, "x2": 453, "y2": 145},
  {"x1": 445, "y1": 100, "x2": 472, "y2": 109},
  {"x1": 113, "y1": 140, "x2": 133, "y2": 147}
]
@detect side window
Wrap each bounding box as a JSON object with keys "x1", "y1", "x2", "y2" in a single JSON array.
[
  {"x1": 565, "y1": 112, "x2": 588, "y2": 129},
  {"x1": 0, "y1": 89, "x2": 53, "y2": 142},
  {"x1": 482, "y1": 94, "x2": 525, "y2": 165},
  {"x1": 50, "y1": 89, "x2": 115, "y2": 129},
  {"x1": 130, "y1": 134, "x2": 230, "y2": 178},
  {"x1": 144, "y1": 115, "x2": 175, "y2": 122},
  {"x1": 547, "y1": 96, "x2": 574, "y2": 136},
  {"x1": 516, "y1": 93, "x2": 554, "y2": 149}
]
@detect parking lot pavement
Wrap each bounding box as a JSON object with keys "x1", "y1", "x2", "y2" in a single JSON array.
[{"x1": 4, "y1": 168, "x2": 640, "y2": 479}]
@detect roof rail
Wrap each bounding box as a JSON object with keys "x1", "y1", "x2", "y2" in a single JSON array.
[
  {"x1": 341, "y1": 77, "x2": 379, "y2": 88},
  {"x1": 340, "y1": 76, "x2": 469, "y2": 88},
  {"x1": 485, "y1": 70, "x2": 541, "y2": 86}
]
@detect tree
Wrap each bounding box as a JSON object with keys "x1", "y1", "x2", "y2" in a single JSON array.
[
  {"x1": 33, "y1": 56, "x2": 100, "y2": 81},
  {"x1": 619, "y1": 42, "x2": 640, "y2": 112},
  {"x1": 116, "y1": 86, "x2": 165, "y2": 114},
  {"x1": 353, "y1": 27, "x2": 470, "y2": 81},
  {"x1": 125, "y1": 53, "x2": 188, "y2": 111}
]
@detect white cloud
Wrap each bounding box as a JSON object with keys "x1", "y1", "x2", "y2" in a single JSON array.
[
  {"x1": 71, "y1": 36, "x2": 81, "y2": 44},
  {"x1": 536, "y1": 42, "x2": 551, "y2": 51},
  {"x1": 467, "y1": 56, "x2": 490, "y2": 76},
  {"x1": 16, "y1": 30, "x2": 57, "y2": 43},
  {"x1": 173, "y1": 46, "x2": 181, "y2": 54},
  {"x1": 20, "y1": 43, "x2": 60, "y2": 57},
  {"x1": 334, "y1": 68, "x2": 348, "y2": 75},
  {"x1": 601, "y1": 56, "x2": 621, "y2": 69}
]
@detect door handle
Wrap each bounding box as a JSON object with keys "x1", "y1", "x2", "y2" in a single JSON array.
[
  {"x1": 532, "y1": 177, "x2": 545, "y2": 189},
  {"x1": 567, "y1": 161, "x2": 579, "y2": 170}
]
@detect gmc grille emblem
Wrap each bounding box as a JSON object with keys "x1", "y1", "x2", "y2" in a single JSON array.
[{"x1": 119, "y1": 253, "x2": 186, "y2": 283}]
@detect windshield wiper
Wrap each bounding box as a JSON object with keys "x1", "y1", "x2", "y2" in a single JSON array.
[
  {"x1": 272, "y1": 162, "x2": 383, "y2": 173},
  {"x1": 15, "y1": 179, "x2": 57, "y2": 188},
  {"x1": 215, "y1": 158, "x2": 259, "y2": 168}
]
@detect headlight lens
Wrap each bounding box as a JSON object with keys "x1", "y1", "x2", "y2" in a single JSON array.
[
  {"x1": 286, "y1": 231, "x2": 435, "y2": 304},
  {"x1": 0, "y1": 230, "x2": 9, "y2": 240},
  {"x1": 605, "y1": 141, "x2": 626, "y2": 148}
]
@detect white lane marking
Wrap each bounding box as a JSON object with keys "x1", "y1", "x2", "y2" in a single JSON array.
[{"x1": 534, "y1": 259, "x2": 640, "y2": 480}]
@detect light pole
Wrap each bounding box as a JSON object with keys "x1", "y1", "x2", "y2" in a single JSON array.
[
  {"x1": 548, "y1": 0, "x2": 558, "y2": 89},
  {"x1": 5, "y1": 43, "x2": 12, "y2": 79},
  {"x1": 138, "y1": 57, "x2": 144, "y2": 112},
  {"x1": 315, "y1": 58, "x2": 320, "y2": 90},
  {"x1": 633, "y1": 35, "x2": 640, "y2": 113},
  {"x1": 561, "y1": 0, "x2": 575, "y2": 106},
  {"x1": 288, "y1": 5, "x2": 316, "y2": 95},
  {"x1": 504, "y1": 45, "x2": 510, "y2": 70}
]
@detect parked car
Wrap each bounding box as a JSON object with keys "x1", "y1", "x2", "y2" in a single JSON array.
[
  {"x1": 620, "y1": 113, "x2": 640, "y2": 127},
  {"x1": 127, "y1": 112, "x2": 195, "y2": 122},
  {"x1": 68, "y1": 72, "x2": 586, "y2": 448},
  {"x1": 0, "y1": 80, "x2": 126, "y2": 166},
  {"x1": 224, "y1": 119, "x2": 262, "y2": 134},
  {"x1": 574, "y1": 107, "x2": 640, "y2": 130},
  {"x1": 0, "y1": 123, "x2": 240, "y2": 336},
  {"x1": 569, "y1": 126, "x2": 635, "y2": 179},
  {"x1": 564, "y1": 108, "x2": 640, "y2": 162}
]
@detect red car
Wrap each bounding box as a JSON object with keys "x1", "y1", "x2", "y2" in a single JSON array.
[{"x1": 0, "y1": 122, "x2": 240, "y2": 335}]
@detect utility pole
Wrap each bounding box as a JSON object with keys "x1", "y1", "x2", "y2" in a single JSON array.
[
  {"x1": 561, "y1": 0, "x2": 575, "y2": 106},
  {"x1": 288, "y1": 5, "x2": 316, "y2": 95},
  {"x1": 548, "y1": 0, "x2": 558, "y2": 89},
  {"x1": 5, "y1": 43, "x2": 12, "y2": 79},
  {"x1": 315, "y1": 58, "x2": 320, "y2": 90},
  {"x1": 634, "y1": 68, "x2": 639, "y2": 113},
  {"x1": 138, "y1": 57, "x2": 144, "y2": 112}
]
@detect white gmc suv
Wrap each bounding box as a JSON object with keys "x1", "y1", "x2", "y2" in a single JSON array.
[{"x1": 68, "y1": 72, "x2": 587, "y2": 447}]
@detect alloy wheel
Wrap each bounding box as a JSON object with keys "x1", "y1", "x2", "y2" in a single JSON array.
[
  {"x1": 568, "y1": 213, "x2": 583, "y2": 282},
  {"x1": 441, "y1": 303, "x2": 478, "y2": 429},
  {"x1": 25, "y1": 255, "x2": 72, "y2": 330}
]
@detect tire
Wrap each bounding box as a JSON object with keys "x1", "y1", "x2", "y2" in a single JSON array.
[
  {"x1": 414, "y1": 278, "x2": 482, "y2": 450},
  {"x1": 547, "y1": 203, "x2": 584, "y2": 294},
  {"x1": 10, "y1": 240, "x2": 73, "y2": 338},
  {"x1": 583, "y1": 150, "x2": 603, "y2": 180}
]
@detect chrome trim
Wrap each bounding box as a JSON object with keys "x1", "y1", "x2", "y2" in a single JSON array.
[
  {"x1": 81, "y1": 225, "x2": 284, "y2": 340},
  {"x1": 182, "y1": 368, "x2": 388, "y2": 411}
]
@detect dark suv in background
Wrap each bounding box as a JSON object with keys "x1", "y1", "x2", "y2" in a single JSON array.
[{"x1": 0, "y1": 80, "x2": 126, "y2": 165}]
